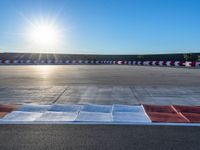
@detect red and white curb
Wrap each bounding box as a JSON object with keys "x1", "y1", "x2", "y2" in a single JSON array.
[
  {"x1": 1, "y1": 103, "x2": 200, "y2": 125},
  {"x1": 0, "y1": 60, "x2": 199, "y2": 68}
]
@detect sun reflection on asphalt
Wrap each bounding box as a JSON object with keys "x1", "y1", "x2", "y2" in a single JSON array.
[{"x1": 33, "y1": 65, "x2": 56, "y2": 79}]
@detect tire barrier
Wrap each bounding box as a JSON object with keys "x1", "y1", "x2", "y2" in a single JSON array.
[
  {"x1": 1, "y1": 103, "x2": 200, "y2": 124},
  {"x1": 0, "y1": 59, "x2": 199, "y2": 67}
]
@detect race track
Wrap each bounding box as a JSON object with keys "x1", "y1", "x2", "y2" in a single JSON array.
[{"x1": 0, "y1": 65, "x2": 199, "y2": 105}]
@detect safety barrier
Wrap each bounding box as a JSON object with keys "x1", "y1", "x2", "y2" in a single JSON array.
[
  {"x1": 0, "y1": 59, "x2": 199, "y2": 67},
  {"x1": 196, "y1": 62, "x2": 200, "y2": 67}
]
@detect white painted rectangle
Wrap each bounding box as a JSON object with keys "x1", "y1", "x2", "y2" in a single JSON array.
[
  {"x1": 36, "y1": 111, "x2": 77, "y2": 121},
  {"x1": 2, "y1": 111, "x2": 42, "y2": 121},
  {"x1": 82, "y1": 104, "x2": 112, "y2": 113},
  {"x1": 49, "y1": 104, "x2": 82, "y2": 113},
  {"x1": 17, "y1": 104, "x2": 51, "y2": 112},
  {"x1": 76, "y1": 112, "x2": 112, "y2": 122},
  {"x1": 113, "y1": 112, "x2": 151, "y2": 122},
  {"x1": 113, "y1": 104, "x2": 144, "y2": 113}
]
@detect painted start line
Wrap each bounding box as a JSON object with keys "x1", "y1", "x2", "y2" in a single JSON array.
[{"x1": 0, "y1": 103, "x2": 200, "y2": 126}]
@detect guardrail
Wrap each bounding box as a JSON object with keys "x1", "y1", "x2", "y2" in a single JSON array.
[{"x1": 0, "y1": 60, "x2": 199, "y2": 67}]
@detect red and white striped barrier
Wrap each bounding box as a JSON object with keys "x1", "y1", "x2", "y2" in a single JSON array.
[
  {"x1": 196, "y1": 62, "x2": 200, "y2": 67},
  {"x1": 117, "y1": 61, "x2": 123, "y2": 65},
  {"x1": 185, "y1": 61, "x2": 196, "y2": 67},
  {"x1": 158, "y1": 61, "x2": 164, "y2": 66},
  {"x1": 0, "y1": 59, "x2": 199, "y2": 68},
  {"x1": 143, "y1": 61, "x2": 149, "y2": 65},
  {"x1": 166, "y1": 61, "x2": 171, "y2": 66}
]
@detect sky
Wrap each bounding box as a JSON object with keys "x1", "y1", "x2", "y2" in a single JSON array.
[{"x1": 0, "y1": 0, "x2": 200, "y2": 54}]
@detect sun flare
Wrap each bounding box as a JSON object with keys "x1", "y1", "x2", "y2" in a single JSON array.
[{"x1": 29, "y1": 23, "x2": 60, "y2": 47}]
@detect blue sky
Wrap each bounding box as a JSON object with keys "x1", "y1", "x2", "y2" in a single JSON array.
[{"x1": 0, "y1": 0, "x2": 200, "y2": 54}]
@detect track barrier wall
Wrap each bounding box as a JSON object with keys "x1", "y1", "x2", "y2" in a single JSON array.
[{"x1": 0, "y1": 59, "x2": 199, "y2": 68}]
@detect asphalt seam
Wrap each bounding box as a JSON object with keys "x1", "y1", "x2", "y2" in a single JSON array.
[
  {"x1": 52, "y1": 87, "x2": 68, "y2": 104},
  {"x1": 130, "y1": 86, "x2": 141, "y2": 104}
]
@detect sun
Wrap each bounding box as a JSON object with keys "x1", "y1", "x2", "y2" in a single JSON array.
[
  {"x1": 29, "y1": 22, "x2": 60, "y2": 47},
  {"x1": 24, "y1": 16, "x2": 67, "y2": 53},
  {"x1": 30, "y1": 24, "x2": 59, "y2": 45}
]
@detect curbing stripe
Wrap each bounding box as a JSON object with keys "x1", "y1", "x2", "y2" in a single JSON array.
[{"x1": 0, "y1": 103, "x2": 200, "y2": 125}]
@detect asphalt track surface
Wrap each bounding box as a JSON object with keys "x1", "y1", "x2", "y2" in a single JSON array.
[
  {"x1": 0, "y1": 65, "x2": 200, "y2": 105},
  {"x1": 0, "y1": 124, "x2": 199, "y2": 150},
  {"x1": 0, "y1": 65, "x2": 200, "y2": 87},
  {"x1": 0, "y1": 65, "x2": 200, "y2": 150}
]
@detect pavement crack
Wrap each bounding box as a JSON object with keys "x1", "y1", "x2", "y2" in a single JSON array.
[
  {"x1": 52, "y1": 86, "x2": 68, "y2": 104},
  {"x1": 130, "y1": 86, "x2": 141, "y2": 104}
]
